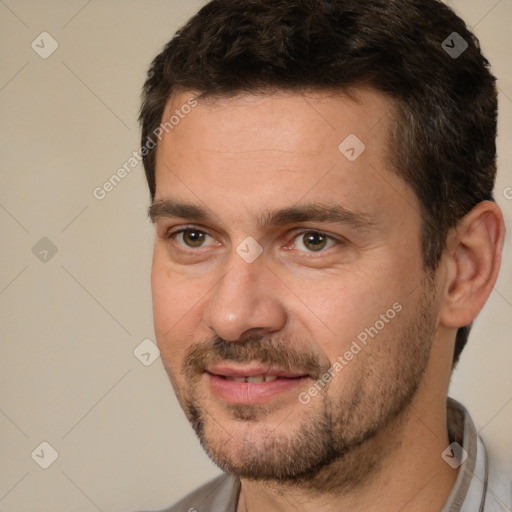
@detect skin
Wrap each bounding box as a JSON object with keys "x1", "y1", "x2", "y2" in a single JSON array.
[{"x1": 150, "y1": 89, "x2": 505, "y2": 512}]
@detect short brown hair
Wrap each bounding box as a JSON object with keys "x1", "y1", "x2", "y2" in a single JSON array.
[{"x1": 139, "y1": 0, "x2": 498, "y2": 367}]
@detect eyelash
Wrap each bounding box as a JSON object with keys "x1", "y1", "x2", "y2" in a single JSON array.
[{"x1": 164, "y1": 226, "x2": 343, "y2": 253}]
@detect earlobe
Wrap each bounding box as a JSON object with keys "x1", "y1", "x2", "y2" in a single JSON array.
[{"x1": 439, "y1": 201, "x2": 505, "y2": 329}]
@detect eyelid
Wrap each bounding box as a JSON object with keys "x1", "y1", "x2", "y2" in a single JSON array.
[
  {"x1": 164, "y1": 225, "x2": 219, "y2": 248},
  {"x1": 161, "y1": 224, "x2": 346, "y2": 253},
  {"x1": 163, "y1": 223, "x2": 212, "y2": 238},
  {"x1": 286, "y1": 228, "x2": 346, "y2": 248}
]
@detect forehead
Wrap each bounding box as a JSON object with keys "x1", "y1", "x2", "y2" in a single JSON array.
[
  {"x1": 153, "y1": 89, "x2": 415, "y2": 228},
  {"x1": 159, "y1": 88, "x2": 393, "y2": 154}
]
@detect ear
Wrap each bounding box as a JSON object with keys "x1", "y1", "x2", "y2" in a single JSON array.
[{"x1": 439, "y1": 201, "x2": 505, "y2": 329}]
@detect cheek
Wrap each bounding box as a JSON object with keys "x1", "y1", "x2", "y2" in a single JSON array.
[
  {"x1": 282, "y1": 269, "x2": 404, "y2": 355},
  {"x1": 318, "y1": 303, "x2": 412, "y2": 399},
  {"x1": 283, "y1": 268, "x2": 420, "y2": 393},
  {"x1": 151, "y1": 253, "x2": 202, "y2": 367},
  {"x1": 151, "y1": 247, "x2": 197, "y2": 326}
]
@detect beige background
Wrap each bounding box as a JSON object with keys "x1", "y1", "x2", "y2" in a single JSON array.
[{"x1": 0, "y1": 1, "x2": 511, "y2": 510}]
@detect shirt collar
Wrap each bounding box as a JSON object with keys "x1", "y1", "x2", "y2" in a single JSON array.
[{"x1": 442, "y1": 397, "x2": 488, "y2": 512}]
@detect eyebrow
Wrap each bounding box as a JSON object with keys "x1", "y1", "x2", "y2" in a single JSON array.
[{"x1": 148, "y1": 199, "x2": 376, "y2": 230}]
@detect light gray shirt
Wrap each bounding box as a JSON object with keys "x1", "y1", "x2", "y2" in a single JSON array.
[{"x1": 142, "y1": 398, "x2": 511, "y2": 512}]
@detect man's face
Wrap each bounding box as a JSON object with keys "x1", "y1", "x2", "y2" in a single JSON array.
[{"x1": 150, "y1": 89, "x2": 439, "y2": 483}]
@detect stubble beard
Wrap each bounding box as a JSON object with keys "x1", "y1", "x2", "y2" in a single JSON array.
[{"x1": 174, "y1": 279, "x2": 437, "y2": 491}]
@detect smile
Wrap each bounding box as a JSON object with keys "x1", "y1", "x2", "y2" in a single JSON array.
[
  {"x1": 223, "y1": 375, "x2": 279, "y2": 383},
  {"x1": 205, "y1": 365, "x2": 311, "y2": 404}
]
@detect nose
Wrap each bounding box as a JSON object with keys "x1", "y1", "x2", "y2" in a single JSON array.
[{"x1": 202, "y1": 250, "x2": 288, "y2": 342}]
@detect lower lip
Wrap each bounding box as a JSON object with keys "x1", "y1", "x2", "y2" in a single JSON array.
[{"x1": 207, "y1": 373, "x2": 311, "y2": 405}]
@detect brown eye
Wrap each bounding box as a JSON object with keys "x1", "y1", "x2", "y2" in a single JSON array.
[
  {"x1": 291, "y1": 231, "x2": 336, "y2": 253},
  {"x1": 179, "y1": 229, "x2": 207, "y2": 247},
  {"x1": 302, "y1": 232, "x2": 328, "y2": 251}
]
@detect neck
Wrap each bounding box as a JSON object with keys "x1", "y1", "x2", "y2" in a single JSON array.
[{"x1": 237, "y1": 392, "x2": 458, "y2": 512}]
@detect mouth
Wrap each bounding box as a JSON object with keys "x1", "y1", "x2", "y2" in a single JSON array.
[
  {"x1": 219, "y1": 375, "x2": 281, "y2": 383},
  {"x1": 205, "y1": 365, "x2": 312, "y2": 404}
]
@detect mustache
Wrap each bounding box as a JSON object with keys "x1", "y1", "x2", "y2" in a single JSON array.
[{"x1": 182, "y1": 334, "x2": 329, "y2": 381}]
